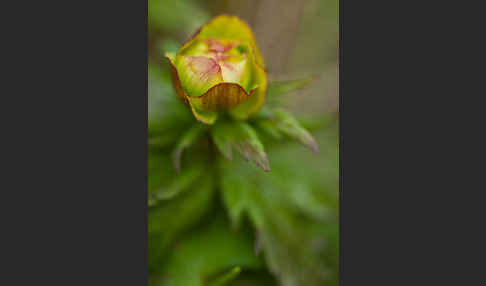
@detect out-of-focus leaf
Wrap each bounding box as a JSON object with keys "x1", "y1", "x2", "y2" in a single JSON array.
[
  {"x1": 218, "y1": 159, "x2": 266, "y2": 229},
  {"x1": 148, "y1": 150, "x2": 175, "y2": 200},
  {"x1": 149, "y1": 165, "x2": 203, "y2": 206},
  {"x1": 266, "y1": 77, "x2": 314, "y2": 100},
  {"x1": 148, "y1": 64, "x2": 193, "y2": 141},
  {"x1": 211, "y1": 121, "x2": 269, "y2": 172},
  {"x1": 159, "y1": 38, "x2": 180, "y2": 55},
  {"x1": 206, "y1": 266, "x2": 241, "y2": 286},
  {"x1": 148, "y1": 0, "x2": 209, "y2": 34},
  {"x1": 227, "y1": 272, "x2": 278, "y2": 286},
  {"x1": 148, "y1": 176, "x2": 215, "y2": 274},
  {"x1": 256, "y1": 109, "x2": 319, "y2": 153},
  {"x1": 148, "y1": 149, "x2": 196, "y2": 203},
  {"x1": 172, "y1": 123, "x2": 207, "y2": 172},
  {"x1": 151, "y1": 215, "x2": 264, "y2": 286},
  {"x1": 219, "y1": 123, "x2": 339, "y2": 286}
]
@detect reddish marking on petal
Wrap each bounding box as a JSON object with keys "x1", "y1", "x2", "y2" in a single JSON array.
[
  {"x1": 186, "y1": 56, "x2": 222, "y2": 81},
  {"x1": 204, "y1": 39, "x2": 238, "y2": 53},
  {"x1": 209, "y1": 41, "x2": 227, "y2": 52},
  {"x1": 222, "y1": 62, "x2": 236, "y2": 71},
  {"x1": 211, "y1": 52, "x2": 230, "y2": 62}
]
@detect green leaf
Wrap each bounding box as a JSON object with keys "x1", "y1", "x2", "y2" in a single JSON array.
[
  {"x1": 256, "y1": 109, "x2": 319, "y2": 153},
  {"x1": 211, "y1": 121, "x2": 269, "y2": 171},
  {"x1": 148, "y1": 176, "x2": 215, "y2": 274},
  {"x1": 226, "y1": 272, "x2": 278, "y2": 286},
  {"x1": 159, "y1": 39, "x2": 180, "y2": 56},
  {"x1": 267, "y1": 77, "x2": 314, "y2": 97},
  {"x1": 172, "y1": 123, "x2": 207, "y2": 172},
  {"x1": 148, "y1": 165, "x2": 203, "y2": 206},
  {"x1": 264, "y1": 77, "x2": 314, "y2": 109},
  {"x1": 151, "y1": 215, "x2": 264, "y2": 286},
  {"x1": 149, "y1": 147, "x2": 208, "y2": 206},
  {"x1": 148, "y1": 64, "x2": 193, "y2": 141},
  {"x1": 148, "y1": 0, "x2": 209, "y2": 34},
  {"x1": 148, "y1": 150, "x2": 176, "y2": 200},
  {"x1": 206, "y1": 266, "x2": 241, "y2": 286},
  {"x1": 218, "y1": 129, "x2": 339, "y2": 286}
]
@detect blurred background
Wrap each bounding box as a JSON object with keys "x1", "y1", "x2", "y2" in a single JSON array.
[{"x1": 149, "y1": 1, "x2": 339, "y2": 285}]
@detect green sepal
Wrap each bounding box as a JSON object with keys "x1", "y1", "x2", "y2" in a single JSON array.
[
  {"x1": 211, "y1": 121, "x2": 269, "y2": 172},
  {"x1": 148, "y1": 164, "x2": 203, "y2": 206},
  {"x1": 172, "y1": 123, "x2": 207, "y2": 172},
  {"x1": 257, "y1": 109, "x2": 319, "y2": 153}
]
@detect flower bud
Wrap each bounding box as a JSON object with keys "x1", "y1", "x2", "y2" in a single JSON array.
[{"x1": 166, "y1": 15, "x2": 267, "y2": 124}]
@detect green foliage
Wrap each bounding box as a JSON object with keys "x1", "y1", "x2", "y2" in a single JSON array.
[
  {"x1": 148, "y1": 0, "x2": 209, "y2": 34},
  {"x1": 207, "y1": 267, "x2": 242, "y2": 286},
  {"x1": 172, "y1": 123, "x2": 208, "y2": 172},
  {"x1": 148, "y1": 175, "x2": 216, "y2": 273},
  {"x1": 150, "y1": 215, "x2": 264, "y2": 286},
  {"x1": 255, "y1": 108, "x2": 319, "y2": 153},
  {"x1": 263, "y1": 77, "x2": 315, "y2": 108},
  {"x1": 211, "y1": 120, "x2": 269, "y2": 171},
  {"x1": 148, "y1": 30, "x2": 338, "y2": 285},
  {"x1": 228, "y1": 272, "x2": 279, "y2": 286},
  {"x1": 219, "y1": 128, "x2": 338, "y2": 286},
  {"x1": 148, "y1": 65, "x2": 193, "y2": 144}
]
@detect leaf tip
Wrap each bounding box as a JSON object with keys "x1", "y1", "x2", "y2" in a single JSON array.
[
  {"x1": 172, "y1": 149, "x2": 183, "y2": 173},
  {"x1": 258, "y1": 154, "x2": 270, "y2": 172},
  {"x1": 307, "y1": 138, "x2": 320, "y2": 154}
]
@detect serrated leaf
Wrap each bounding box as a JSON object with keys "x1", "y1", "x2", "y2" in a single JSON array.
[
  {"x1": 172, "y1": 123, "x2": 207, "y2": 172},
  {"x1": 218, "y1": 131, "x2": 339, "y2": 286},
  {"x1": 211, "y1": 121, "x2": 269, "y2": 171},
  {"x1": 218, "y1": 158, "x2": 266, "y2": 229},
  {"x1": 257, "y1": 109, "x2": 319, "y2": 153}
]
